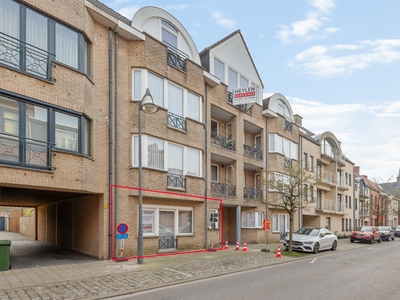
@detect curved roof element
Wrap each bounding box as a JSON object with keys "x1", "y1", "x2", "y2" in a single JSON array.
[
  {"x1": 315, "y1": 131, "x2": 342, "y2": 152},
  {"x1": 132, "y1": 6, "x2": 200, "y2": 64},
  {"x1": 262, "y1": 93, "x2": 294, "y2": 121}
]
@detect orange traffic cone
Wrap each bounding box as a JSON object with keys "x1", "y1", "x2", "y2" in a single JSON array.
[
  {"x1": 224, "y1": 241, "x2": 229, "y2": 250},
  {"x1": 235, "y1": 241, "x2": 240, "y2": 250},
  {"x1": 242, "y1": 242, "x2": 247, "y2": 252},
  {"x1": 276, "y1": 246, "x2": 282, "y2": 258}
]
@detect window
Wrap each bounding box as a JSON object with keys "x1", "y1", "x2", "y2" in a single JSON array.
[
  {"x1": 303, "y1": 184, "x2": 308, "y2": 201},
  {"x1": 147, "y1": 136, "x2": 164, "y2": 169},
  {"x1": 168, "y1": 143, "x2": 183, "y2": 175},
  {"x1": 349, "y1": 174, "x2": 352, "y2": 186},
  {"x1": 133, "y1": 70, "x2": 142, "y2": 100},
  {"x1": 240, "y1": 75, "x2": 248, "y2": 88},
  {"x1": 143, "y1": 205, "x2": 193, "y2": 236},
  {"x1": 345, "y1": 195, "x2": 348, "y2": 208},
  {"x1": 55, "y1": 112, "x2": 78, "y2": 151},
  {"x1": 310, "y1": 186, "x2": 314, "y2": 202},
  {"x1": 309, "y1": 156, "x2": 314, "y2": 171},
  {"x1": 337, "y1": 194, "x2": 342, "y2": 211},
  {"x1": 342, "y1": 218, "x2": 344, "y2": 231},
  {"x1": 269, "y1": 134, "x2": 298, "y2": 160},
  {"x1": 187, "y1": 148, "x2": 201, "y2": 176},
  {"x1": 349, "y1": 196, "x2": 351, "y2": 209},
  {"x1": 242, "y1": 211, "x2": 263, "y2": 228},
  {"x1": 211, "y1": 165, "x2": 218, "y2": 182},
  {"x1": 168, "y1": 83, "x2": 183, "y2": 117},
  {"x1": 228, "y1": 68, "x2": 238, "y2": 92},
  {"x1": 161, "y1": 20, "x2": 178, "y2": 48},
  {"x1": 272, "y1": 214, "x2": 289, "y2": 233},
  {"x1": 0, "y1": 1, "x2": 90, "y2": 77},
  {"x1": 303, "y1": 153, "x2": 308, "y2": 169},
  {"x1": 214, "y1": 58, "x2": 224, "y2": 82},
  {"x1": 187, "y1": 92, "x2": 201, "y2": 122},
  {"x1": 148, "y1": 72, "x2": 164, "y2": 106}
]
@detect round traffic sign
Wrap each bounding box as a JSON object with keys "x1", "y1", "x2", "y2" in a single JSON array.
[{"x1": 117, "y1": 223, "x2": 128, "y2": 234}]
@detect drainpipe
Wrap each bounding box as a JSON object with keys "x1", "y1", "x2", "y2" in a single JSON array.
[
  {"x1": 205, "y1": 83, "x2": 209, "y2": 247},
  {"x1": 114, "y1": 32, "x2": 119, "y2": 257},
  {"x1": 265, "y1": 115, "x2": 269, "y2": 245},
  {"x1": 108, "y1": 28, "x2": 114, "y2": 260}
]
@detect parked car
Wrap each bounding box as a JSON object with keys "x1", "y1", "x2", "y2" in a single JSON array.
[
  {"x1": 350, "y1": 226, "x2": 381, "y2": 244},
  {"x1": 283, "y1": 227, "x2": 338, "y2": 254},
  {"x1": 378, "y1": 226, "x2": 395, "y2": 241},
  {"x1": 395, "y1": 225, "x2": 400, "y2": 237}
]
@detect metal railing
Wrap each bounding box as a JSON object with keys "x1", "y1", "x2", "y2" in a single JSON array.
[
  {"x1": 159, "y1": 236, "x2": 177, "y2": 249},
  {"x1": 317, "y1": 169, "x2": 336, "y2": 185},
  {"x1": 243, "y1": 187, "x2": 263, "y2": 199},
  {"x1": 227, "y1": 92, "x2": 252, "y2": 114},
  {"x1": 0, "y1": 32, "x2": 54, "y2": 81},
  {"x1": 0, "y1": 133, "x2": 53, "y2": 170},
  {"x1": 211, "y1": 132, "x2": 236, "y2": 151},
  {"x1": 243, "y1": 144, "x2": 262, "y2": 159},
  {"x1": 211, "y1": 182, "x2": 236, "y2": 196},
  {"x1": 359, "y1": 209, "x2": 370, "y2": 217},
  {"x1": 285, "y1": 120, "x2": 292, "y2": 131},
  {"x1": 167, "y1": 173, "x2": 186, "y2": 189},
  {"x1": 316, "y1": 198, "x2": 342, "y2": 213},
  {"x1": 167, "y1": 112, "x2": 186, "y2": 131},
  {"x1": 165, "y1": 42, "x2": 188, "y2": 72},
  {"x1": 321, "y1": 144, "x2": 341, "y2": 161}
]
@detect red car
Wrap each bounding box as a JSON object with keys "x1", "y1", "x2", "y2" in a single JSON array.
[{"x1": 350, "y1": 226, "x2": 381, "y2": 244}]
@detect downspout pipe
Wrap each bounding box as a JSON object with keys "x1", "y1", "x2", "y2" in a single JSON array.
[
  {"x1": 265, "y1": 115, "x2": 269, "y2": 245},
  {"x1": 205, "y1": 83, "x2": 209, "y2": 247},
  {"x1": 108, "y1": 28, "x2": 114, "y2": 260},
  {"x1": 114, "y1": 33, "x2": 119, "y2": 257}
]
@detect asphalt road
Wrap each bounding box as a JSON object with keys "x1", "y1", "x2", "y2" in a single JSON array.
[{"x1": 113, "y1": 240, "x2": 400, "y2": 300}]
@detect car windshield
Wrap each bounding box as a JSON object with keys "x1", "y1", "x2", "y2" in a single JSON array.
[
  {"x1": 296, "y1": 228, "x2": 320, "y2": 236},
  {"x1": 360, "y1": 227, "x2": 372, "y2": 232},
  {"x1": 378, "y1": 226, "x2": 390, "y2": 231}
]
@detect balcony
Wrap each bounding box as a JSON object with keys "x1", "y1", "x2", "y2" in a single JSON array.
[
  {"x1": 243, "y1": 144, "x2": 262, "y2": 160},
  {"x1": 285, "y1": 120, "x2": 292, "y2": 131},
  {"x1": 321, "y1": 144, "x2": 342, "y2": 164},
  {"x1": 0, "y1": 133, "x2": 53, "y2": 170},
  {"x1": 211, "y1": 182, "x2": 236, "y2": 197},
  {"x1": 211, "y1": 132, "x2": 236, "y2": 151},
  {"x1": 337, "y1": 177, "x2": 349, "y2": 190},
  {"x1": 167, "y1": 173, "x2": 186, "y2": 189},
  {"x1": 0, "y1": 32, "x2": 54, "y2": 81},
  {"x1": 227, "y1": 92, "x2": 252, "y2": 114},
  {"x1": 359, "y1": 189, "x2": 369, "y2": 199},
  {"x1": 316, "y1": 198, "x2": 344, "y2": 214},
  {"x1": 167, "y1": 112, "x2": 186, "y2": 131},
  {"x1": 243, "y1": 187, "x2": 263, "y2": 199},
  {"x1": 165, "y1": 42, "x2": 188, "y2": 72},
  {"x1": 317, "y1": 170, "x2": 336, "y2": 186},
  {"x1": 359, "y1": 209, "x2": 370, "y2": 217}
]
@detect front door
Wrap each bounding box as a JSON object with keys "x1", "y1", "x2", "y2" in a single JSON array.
[{"x1": 159, "y1": 211, "x2": 175, "y2": 249}]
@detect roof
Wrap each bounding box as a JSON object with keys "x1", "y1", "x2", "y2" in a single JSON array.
[{"x1": 86, "y1": 0, "x2": 131, "y2": 25}]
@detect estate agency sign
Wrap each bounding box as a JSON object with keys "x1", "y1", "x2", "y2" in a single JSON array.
[{"x1": 232, "y1": 86, "x2": 256, "y2": 105}]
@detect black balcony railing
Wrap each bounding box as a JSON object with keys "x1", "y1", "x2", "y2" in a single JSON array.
[
  {"x1": 167, "y1": 173, "x2": 186, "y2": 189},
  {"x1": 165, "y1": 42, "x2": 188, "y2": 72},
  {"x1": 285, "y1": 120, "x2": 292, "y2": 131},
  {"x1": 0, "y1": 32, "x2": 54, "y2": 81},
  {"x1": 243, "y1": 144, "x2": 262, "y2": 160},
  {"x1": 243, "y1": 187, "x2": 263, "y2": 199},
  {"x1": 227, "y1": 92, "x2": 252, "y2": 114},
  {"x1": 167, "y1": 112, "x2": 186, "y2": 131},
  {"x1": 0, "y1": 133, "x2": 53, "y2": 170},
  {"x1": 211, "y1": 132, "x2": 236, "y2": 151},
  {"x1": 159, "y1": 236, "x2": 177, "y2": 249},
  {"x1": 211, "y1": 182, "x2": 236, "y2": 196}
]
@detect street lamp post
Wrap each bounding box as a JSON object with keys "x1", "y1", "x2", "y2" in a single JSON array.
[{"x1": 138, "y1": 88, "x2": 158, "y2": 264}]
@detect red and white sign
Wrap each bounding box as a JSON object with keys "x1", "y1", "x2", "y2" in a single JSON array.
[{"x1": 232, "y1": 86, "x2": 257, "y2": 105}]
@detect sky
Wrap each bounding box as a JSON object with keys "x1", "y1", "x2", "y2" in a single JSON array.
[{"x1": 102, "y1": 0, "x2": 400, "y2": 182}]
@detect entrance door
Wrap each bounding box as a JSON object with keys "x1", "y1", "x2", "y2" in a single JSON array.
[{"x1": 159, "y1": 211, "x2": 175, "y2": 250}]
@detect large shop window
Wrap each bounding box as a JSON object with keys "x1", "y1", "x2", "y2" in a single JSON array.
[
  {"x1": 132, "y1": 69, "x2": 202, "y2": 122},
  {"x1": 0, "y1": 93, "x2": 91, "y2": 169},
  {"x1": 269, "y1": 134, "x2": 298, "y2": 160},
  {"x1": 142, "y1": 205, "x2": 193, "y2": 236},
  {"x1": 0, "y1": 0, "x2": 90, "y2": 79},
  {"x1": 242, "y1": 211, "x2": 263, "y2": 228},
  {"x1": 132, "y1": 135, "x2": 202, "y2": 177}
]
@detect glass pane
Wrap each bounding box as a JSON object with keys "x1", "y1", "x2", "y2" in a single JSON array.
[
  {"x1": 240, "y1": 75, "x2": 248, "y2": 88},
  {"x1": 55, "y1": 112, "x2": 78, "y2": 151},
  {"x1": 142, "y1": 209, "x2": 155, "y2": 234},
  {"x1": 187, "y1": 148, "x2": 200, "y2": 176},
  {"x1": 147, "y1": 136, "x2": 164, "y2": 169},
  {"x1": 228, "y1": 68, "x2": 237, "y2": 91},
  {"x1": 159, "y1": 211, "x2": 174, "y2": 236},
  {"x1": 168, "y1": 83, "x2": 183, "y2": 116},
  {"x1": 161, "y1": 20, "x2": 178, "y2": 34},
  {"x1": 214, "y1": 58, "x2": 224, "y2": 82},
  {"x1": 178, "y1": 211, "x2": 192, "y2": 233},
  {"x1": 84, "y1": 117, "x2": 90, "y2": 156},
  {"x1": 187, "y1": 92, "x2": 200, "y2": 122},
  {"x1": 133, "y1": 70, "x2": 142, "y2": 100},
  {"x1": 148, "y1": 72, "x2": 164, "y2": 107},
  {"x1": 56, "y1": 23, "x2": 78, "y2": 69},
  {"x1": 0, "y1": 96, "x2": 19, "y2": 162},
  {"x1": 0, "y1": 0, "x2": 19, "y2": 37},
  {"x1": 162, "y1": 28, "x2": 177, "y2": 48},
  {"x1": 211, "y1": 165, "x2": 217, "y2": 182},
  {"x1": 26, "y1": 105, "x2": 47, "y2": 141},
  {"x1": 133, "y1": 135, "x2": 138, "y2": 165},
  {"x1": 168, "y1": 143, "x2": 183, "y2": 174}
]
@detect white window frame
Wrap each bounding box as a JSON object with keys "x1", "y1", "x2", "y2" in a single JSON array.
[
  {"x1": 241, "y1": 211, "x2": 263, "y2": 228},
  {"x1": 269, "y1": 134, "x2": 298, "y2": 160},
  {"x1": 211, "y1": 164, "x2": 219, "y2": 182},
  {"x1": 142, "y1": 204, "x2": 193, "y2": 237},
  {"x1": 272, "y1": 214, "x2": 289, "y2": 233}
]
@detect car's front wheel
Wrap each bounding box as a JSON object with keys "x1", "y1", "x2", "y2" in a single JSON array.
[
  {"x1": 370, "y1": 237, "x2": 374, "y2": 244},
  {"x1": 350, "y1": 239, "x2": 354, "y2": 243},
  {"x1": 313, "y1": 242, "x2": 320, "y2": 254},
  {"x1": 331, "y1": 240, "x2": 337, "y2": 251},
  {"x1": 378, "y1": 237, "x2": 382, "y2": 243}
]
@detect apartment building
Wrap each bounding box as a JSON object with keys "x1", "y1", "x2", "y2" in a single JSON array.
[{"x1": 354, "y1": 166, "x2": 371, "y2": 227}]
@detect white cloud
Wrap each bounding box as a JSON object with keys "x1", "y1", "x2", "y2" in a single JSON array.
[
  {"x1": 290, "y1": 39, "x2": 400, "y2": 77},
  {"x1": 212, "y1": 12, "x2": 236, "y2": 29},
  {"x1": 288, "y1": 96, "x2": 400, "y2": 179},
  {"x1": 163, "y1": 4, "x2": 188, "y2": 11},
  {"x1": 277, "y1": 0, "x2": 336, "y2": 42},
  {"x1": 118, "y1": 5, "x2": 139, "y2": 20}
]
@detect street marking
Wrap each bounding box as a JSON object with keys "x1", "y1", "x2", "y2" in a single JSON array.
[
  {"x1": 310, "y1": 259, "x2": 317, "y2": 263},
  {"x1": 165, "y1": 268, "x2": 193, "y2": 277}
]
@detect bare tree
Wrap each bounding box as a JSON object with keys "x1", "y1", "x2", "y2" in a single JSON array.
[
  {"x1": 261, "y1": 160, "x2": 317, "y2": 252},
  {"x1": 370, "y1": 177, "x2": 397, "y2": 226}
]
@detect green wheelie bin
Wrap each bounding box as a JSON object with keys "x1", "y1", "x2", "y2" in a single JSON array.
[{"x1": 0, "y1": 240, "x2": 11, "y2": 271}]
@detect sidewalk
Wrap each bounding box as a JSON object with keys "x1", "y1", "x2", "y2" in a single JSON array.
[{"x1": 0, "y1": 240, "x2": 367, "y2": 300}]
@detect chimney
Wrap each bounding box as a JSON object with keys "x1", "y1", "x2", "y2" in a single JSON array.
[{"x1": 294, "y1": 114, "x2": 302, "y2": 126}]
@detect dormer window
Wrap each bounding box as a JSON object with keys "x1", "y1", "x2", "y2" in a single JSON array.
[{"x1": 161, "y1": 20, "x2": 178, "y2": 48}]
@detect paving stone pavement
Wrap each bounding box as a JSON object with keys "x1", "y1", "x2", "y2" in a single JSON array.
[{"x1": 0, "y1": 240, "x2": 370, "y2": 300}]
